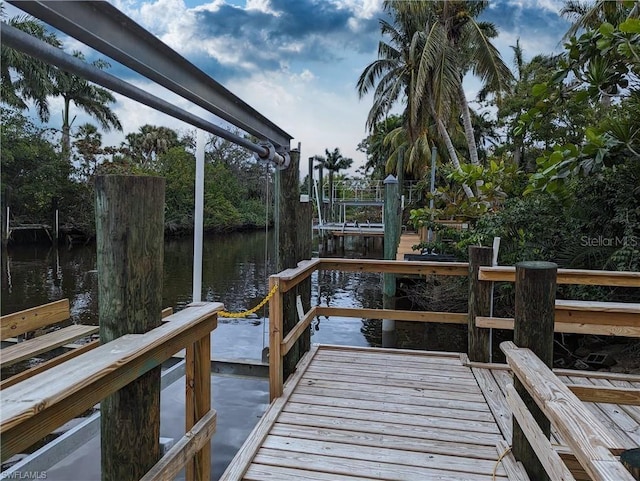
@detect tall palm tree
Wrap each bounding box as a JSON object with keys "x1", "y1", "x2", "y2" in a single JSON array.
[
  {"x1": 413, "y1": 1, "x2": 513, "y2": 169},
  {"x1": 50, "y1": 52, "x2": 121, "y2": 161},
  {"x1": 1, "y1": 12, "x2": 61, "y2": 118},
  {"x1": 313, "y1": 148, "x2": 353, "y2": 221},
  {"x1": 357, "y1": 1, "x2": 452, "y2": 188}
]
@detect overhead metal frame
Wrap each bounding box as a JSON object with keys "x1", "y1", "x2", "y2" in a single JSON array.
[
  {"x1": 9, "y1": 0, "x2": 293, "y2": 150},
  {"x1": 0, "y1": 23, "x2": 290, "y2": 166}
]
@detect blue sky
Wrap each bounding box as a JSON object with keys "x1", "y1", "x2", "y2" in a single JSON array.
[{"x1": 8, "y1": 0, "x2": 572, "y2": 178}]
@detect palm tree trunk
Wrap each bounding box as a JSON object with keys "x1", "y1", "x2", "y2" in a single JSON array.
[
  {"x1": 62, "y1": 96, "x2": 71, "y2": 162},
  {"x1": 458, "y1": 85, "x2": 483, "y2": 196},
  {"x1": 436, "y1": 118, "x2": 475, "y2": 199},
  {"x1": 458, "y1": 85, "x2": 480, "y2": 167}
]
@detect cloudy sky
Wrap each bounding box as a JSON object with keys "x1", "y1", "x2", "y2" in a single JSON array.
[{"x1": 10, "y1": 0, "x2": 572, "y2": 178}]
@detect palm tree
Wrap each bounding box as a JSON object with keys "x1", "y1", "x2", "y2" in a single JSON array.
[
  {"x1": 50, "y1": 52, "x2": 121, "y2": 161},
  {"x1": 1, "y1": 12, "x2": 61, "y2": 118},
  {"x1": 412, "y1": 1, "x2": 513, "y2": 169},
  {"x1": 313, "y1": 148, "x2": 353, "y2": 221},
  {"x1": 357, "y1": 1, "x2": 442, "y2": 180},
  {"x1": 561, "y1": 0, "x2": 639, "y2": 39},
  {"x1": 359, "y1": 1, "x2": 512, "y2": 199},
  {"x1": 124, "y1": 124, "x2": 180, "y2": 167}
]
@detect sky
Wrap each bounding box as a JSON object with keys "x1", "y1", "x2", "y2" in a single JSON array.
[{"x1": 8, "y1": 0, "x2": 572, "y2": 179}]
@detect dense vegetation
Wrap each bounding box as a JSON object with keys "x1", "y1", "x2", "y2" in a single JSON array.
[{"x1": 358, "y1": 0, "x2": 639, "y2": 275}]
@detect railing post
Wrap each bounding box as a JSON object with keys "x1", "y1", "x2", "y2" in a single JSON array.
[
  {"x1": 95, "y1": 175, "x2": 164, "y2": 481},
  {"x1": 185, "y1": 330, "x2": 211, "y2": 481},
  {"x1": 383, "y1": 175, "x2": 400, "y2": 348},
  {"x1": 468, "y1": 246, "x2": 492, "y2": 362},
  {"x1": 269, "y1": 276, "x2": 283, "y2": 400},
  {"x1": 512, "y1": 261, "x2": 557, "y2": 481}
]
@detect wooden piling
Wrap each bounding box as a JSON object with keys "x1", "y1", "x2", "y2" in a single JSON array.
[
  {"x1": 279, "y1": 149, "x2": 309, "y2": 379},
  {"x1": 468, "y1": 246, "x2": 492, "y2": 362},
  {"x1": 297, "y1": 194, "x2": 312, "y2": 356},
  {"x1": 382, "y1": 175, "x2": 400, "y2": 348},
  {"x1": 95, "y1": 175, "x2": 165, "y2": 481},
  {"x1": 512, "y1": 261, "x2": 557, "y2": 481}
]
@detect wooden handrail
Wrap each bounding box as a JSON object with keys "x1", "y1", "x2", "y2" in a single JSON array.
[
  {"x1": 315, "y1": 306, "x2": 467, "y2": 324},
  {"x1": 479, "y1": 266, "x2": 640, "y2": 287},
  {"x1": 319, "y1": 258, "x2": 468, "y2": 276},
  {"x1": 501, "y1": 341, "x2": 635, "y2": 481},
  {"x1": 0, "y1": 302, "x2": 221, "y2": 462}
]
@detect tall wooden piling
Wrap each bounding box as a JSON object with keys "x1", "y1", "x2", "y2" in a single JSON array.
[
  {"x1": 382, "y1": 175, "x2": 400, "y2": 348},
  {"x1": 279, "y1": 149, "x2": 310, "y2": 379},
  {"x1": 468, "y1": 246, "x2": 492, "y2": 362},
  {"x1": 95, "y1": 175, "x2": 165, "y2": 481},
  {"x1": 512, "y1": 261, "x2": 557, "y2": 481}
]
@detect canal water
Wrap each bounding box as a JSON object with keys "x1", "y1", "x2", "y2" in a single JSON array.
[{"x1": 1, "y1": 230, "x2": 387, "y2": 480}]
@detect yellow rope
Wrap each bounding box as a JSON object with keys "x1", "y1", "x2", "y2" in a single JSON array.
[
  {"x1": 493, "y1": 445, "x2": 512, "y2": 480},
  {"x1": 219, "y1": 284, "x2": 278, "y2": 318}
]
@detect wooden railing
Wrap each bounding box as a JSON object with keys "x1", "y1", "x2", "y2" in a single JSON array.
[
  {"x1": 502, "y1": 341, "x2": 636, "y2": 481},
  {"x1": 0, "y1": 302, "x2": 221, "y2": 481},
  {"x1": 268, "y1": 257, "x2": 640, "y2": 400}
]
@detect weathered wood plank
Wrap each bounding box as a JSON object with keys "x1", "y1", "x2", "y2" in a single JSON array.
[
  {"x1": 252, "y1": 448, "x2": 508, "y2": 481},
  {"x1": 505, "y1": 384, "x2": 576, "y2": 481},
  {"x1": 312, "y1": 354, "x2": 473, "y2": 377},
  {"x1": 305, "y1": 363, "x2": 479, "y2": 384},
  {"x1": 140, "y1": 409, "x2": 216, "y2": 481},
  {"x1": 185, "y1": 333, "x2": 211, "y2": 481},
  {"x1": 294, "y1": 383, "x2": 491, "y2": 413},
  {"x1": 287, "y1": 393, "x2": 495, "y2": 422},
  {"x1": 268, "y1": 276, "x2": 283, "y2": 400},
  {"x1": 567, "y1": 376, "x2": 636, "y2": 449},
  {"x1": 261, "y1": 435, "x2": 507, "y2": 476},
  {"x1": 244, "y1": 464, "x2": 374, "y2": 481},
  {"x1": 478, "y1": 266, "x2": 640, "y2": 287},
  {"x1": 318, "y1": 258, "x2": 469, "y2": 277},
  {"x1": 296, "y1": 378, "x2": 488, "y2": 403},
  {"x1": 218, "y1": 346, "x2": 320, "y2": 481},
  {"x1": 0, "y1": 299, "x2": 70, "y2": 340},
  {"x1": 568, "y1": 384, "x2": 640, "y2": 406},
  {"x1": 477, "y1": 316, "x2": 640, "y2": 337},
  {"x1": 0, "y1": 325, "x2": 98, "y2": 368},
  {"x1": 300, "y1": 370, "x2": 482, "y2": 394},
  {"x1": 314, "y1": 306, "x2": 467, "y2": 324},
  {"x1": 281, "y1": 306, "x2": 317, "y2": 356},
  {"x1": 0, "y1": 339, "x2": 99, "y2": 390},
  {"x1": 282, "y1": 402, "x2": 501, "y2": 434},
  {"x1": 276, "y1": 411, "x2": 504, "y2": 446},
  {"x1": 315, "y1": 343, "x2": 462, "y2": 358},
  {"x1": 472, "y1": 367, "x2": 513, "y2": 441},
  {"x1": 270, "y1": 424, "x2": 500, "y2": 460},
  {"x1": 0, "y1": 303, "x2": 221, "y2": 462},
  {"x1": 501, "y1": 341, "x2": 636, "y2": 481}
]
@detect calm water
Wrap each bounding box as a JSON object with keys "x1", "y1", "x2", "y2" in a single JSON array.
[{"x1": 1, "y1": 230, "x2": 388, "y2": 480}]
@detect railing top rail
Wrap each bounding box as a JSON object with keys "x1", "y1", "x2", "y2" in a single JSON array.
[
  {"x1": 479, "y1": 266, "x2": 640, "y2": 287},
  {"x1": 0, "y1": 302, "x2": 221, "y2": 458}
]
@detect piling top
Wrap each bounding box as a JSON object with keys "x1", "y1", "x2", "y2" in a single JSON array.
[
  {"x1": 384, "y1": 174, "x2": 398, "y2": 184},
  {"x1": 515, "y1": 261, "x2": 558, "y2": 270}
]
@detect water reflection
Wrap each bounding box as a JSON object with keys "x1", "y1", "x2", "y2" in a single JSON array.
[{"x1": 1, "y1": 232, "x2": 384, "y2": 350}]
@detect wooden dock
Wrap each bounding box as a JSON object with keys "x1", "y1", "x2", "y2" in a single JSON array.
[
  {"x1": 396, "y1": 232, "x2": 421, "y2": 260},
  {"x1": 222, "y1": 344, "x2": 640, "y2": 480}
]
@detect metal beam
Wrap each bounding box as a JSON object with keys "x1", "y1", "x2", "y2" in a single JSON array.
[
  {"x1": 9, "y1": 0, "x2": 292, "y2": 149},
  {"x1": 0, "y1": 22, "x2": 290, "y2": 165}
]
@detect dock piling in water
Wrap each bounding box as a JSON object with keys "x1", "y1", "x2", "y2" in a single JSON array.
[{"x1": 95, "y1": 175, "x2": 165, "y2": 481}]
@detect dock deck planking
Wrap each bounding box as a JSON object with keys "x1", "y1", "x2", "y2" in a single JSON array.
[
  {"x1": 221, "y1": 345, "x2": 520, "y2": 480},
  {"x1": 222, "y1": 344, "x2": 640, "y2": 480}
]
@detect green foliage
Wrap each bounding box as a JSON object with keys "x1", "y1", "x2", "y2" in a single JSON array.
[{"x1": 1, "y1": 108, "x2": 68, "y2": 222}]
